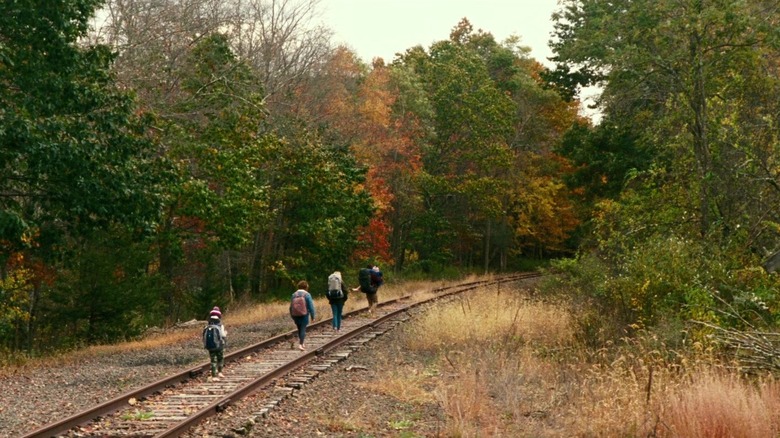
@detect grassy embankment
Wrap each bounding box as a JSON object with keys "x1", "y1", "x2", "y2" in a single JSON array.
[{"x1": 357, "y1": 281, "x2": 780, "y2": 437}]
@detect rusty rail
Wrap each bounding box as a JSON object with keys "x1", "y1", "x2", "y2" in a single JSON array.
[{"x1": 23, "y1": 272, "x2": 539, "y2": 438}]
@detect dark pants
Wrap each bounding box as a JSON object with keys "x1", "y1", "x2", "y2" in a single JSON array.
[
  {"x1": 208, "y1": 348, "x2": 224, "y2": 376},
  {"x1": 292, "y1": 315, "x2": 309, "y2": 344},
  {"x1": 366, "y1": 292, "x2": 378, "y2": 311}
]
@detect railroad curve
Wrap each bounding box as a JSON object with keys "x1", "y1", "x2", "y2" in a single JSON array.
[{"x1": 23, "y1": 273, "x2": 539, "y2": 438}]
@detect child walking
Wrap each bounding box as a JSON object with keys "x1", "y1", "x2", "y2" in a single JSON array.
[{"x1": 203, "y1": 306, "x2": 227, "y2": 381}]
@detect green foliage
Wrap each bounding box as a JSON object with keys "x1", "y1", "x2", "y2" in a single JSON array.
[
  {"x1": 539, "y1": 63, "x2": 596, "y2": 102},
  {"x1": 37, "y1": 229, "x2": 165, "y2": 350},
  {"x1": 402, "y1": 259, "x2": 462, "y2": 280},
  {"x1": 557, "y1": 119, "x2": 654, "y2": 202},
  {"x1": 550, "y1": 199, "x2": 780, "y2": 347},
  {"x1": 549, "y1": 0, "x2": 780, "y2": 350},
  {"x1": 0, "y1": 7, "x2": 585, "y2": 357},
  {"x1": 0, "y1": 0, "x2": 170, "y2": 354},
  {"x1": 0, "y1": 259, "x2": 32, "y2": 353},
  {"x1": 0, "y1": 0, "x2": 167, "y2": 244},
  {"x1": 145, "y1": 33, "x2": 274, "y2": 316},
  {"x1": 165, "y1": 33, "x2": 270, "y2": 249},
  {"x1": 399, "y1": 24, "x2": 523, "y2": 268},
  {"x1": 261, "y1": 135, "x2": 374, "y2": 284}
]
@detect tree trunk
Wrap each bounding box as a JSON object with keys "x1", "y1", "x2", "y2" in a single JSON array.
[
  {"x1": 689, "y1": 12, "x2": 713, "y2": 236},
  {"x1": 250, "y1": 230, "x2": 264, "y2": 296},
  {"x1": 483, "y1": 219, "x2": 491, "y2": 274},
  {"x1": 25, "y1": 283, "x2": 40, "y2": 354},
  {"x1": 225, "y1": 251, "x2": 235, "y2": 302}
]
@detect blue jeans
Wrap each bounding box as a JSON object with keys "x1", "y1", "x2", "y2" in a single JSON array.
[
  {"x1": 292, "y1": 315, "x2": 309, "y2": 344},
  {"x1": 330, "y1": 302, "x2": 344, "y2": 329}
]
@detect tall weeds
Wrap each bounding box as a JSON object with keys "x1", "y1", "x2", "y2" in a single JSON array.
[{"x1": 384, "y1": 284, "x2": 780, "y2": 436}]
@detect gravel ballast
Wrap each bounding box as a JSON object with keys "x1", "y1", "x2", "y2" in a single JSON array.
[
  {"x1": 2, "y1": 278, "x2": 537, "y2": 437},
  {"x1": 0, "y1": 318, "x2": 292, "y2": 437}
]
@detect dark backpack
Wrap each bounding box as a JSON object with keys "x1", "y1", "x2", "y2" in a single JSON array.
[
  {"x1": 290, "y1": 291, "x2": 308, "y2": 316},
  {"x1": 327, "y1": 274, "x2": 344, "y2": 299},
  {"x1": 358, "y1": 268, "x2": 373, "y2": 293},
  {"x1": 203, "y1": 325, "x2": 223, "y2": 351}
]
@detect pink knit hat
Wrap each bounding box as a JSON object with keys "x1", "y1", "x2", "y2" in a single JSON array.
[{"x1": 209, "y1": 306, "x2": 222, "y2": 318}]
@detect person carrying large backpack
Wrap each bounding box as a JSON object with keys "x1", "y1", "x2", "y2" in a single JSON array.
[
  {"x1": 326, "y1": 271, "x2": 349, "y2": 332},
  {"x1": 290, "y1": 280, "x2": 316, "y2": 350},
  {"x1": 202, "y1": 306, "x2": 227, "y2": 381},
  {"x1": 355, "y1": 264, "x2": 382, "y2": 315}
]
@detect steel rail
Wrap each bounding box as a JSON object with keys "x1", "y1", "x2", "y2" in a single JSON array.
[
  {"x1": 157, "y1": 289, "x2": 411, "y2": 437},
  {"x1": 22, "y1": 272, "x2": 538, "y2": 438},
  {"x1": 160, "y1": 273, "x2": 535, "y2": 437}
]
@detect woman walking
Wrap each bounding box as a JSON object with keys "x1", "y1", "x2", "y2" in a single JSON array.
[
  {"x1": 326, "y1": 271, "x2": 349, "y2": 332},
  {"x1": 289, "y1": 280, "x2": 316, "y2": 350}
]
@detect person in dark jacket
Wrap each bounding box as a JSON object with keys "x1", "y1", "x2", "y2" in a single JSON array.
[
  {"x1": 289, "y1": 280, "x2": 316, "y2": 350},
  {"x1": 353, "y1": 264, "x2": 383, "y2": 315},
  {"x1": 367, "y1": 265, "x2": 384, "y2": 314},
  {"x1": 326, "y1": 271, "x2": 349, "y2": 332}
]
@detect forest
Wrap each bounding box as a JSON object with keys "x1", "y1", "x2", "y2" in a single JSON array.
[{"x1": 2, "y1": 0, "x2": 780, "y2": 369}]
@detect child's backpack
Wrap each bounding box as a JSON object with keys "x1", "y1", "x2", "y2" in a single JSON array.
[
  {"x1": 358, "y1": 268, "x2": 373, "y2": 293},
  {"x1": 290, "y1": 290, "x2": 308, "y2": 316},
  {"x1": 203, "y1": 324, "x2": 223, "y2": 351},
  {"x1": 327, "y1": 274, "x2": 344, "y2": 299}
]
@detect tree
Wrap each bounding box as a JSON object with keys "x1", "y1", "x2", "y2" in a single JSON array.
[
  {"x1": 557, "y1": 118, "x2": 653, "y2": 203},
  {"x1": 223, "y1": 0, "x2": 333, "y2": 131},
  {"x1": 95, "y1": 0, "x2": 377, "y2": 302},
  {"x1": 254, "y1": 134, "x2": 373, "y2": 287},
  {"x1": 400, "y1": 22, "x2": 516, "y2": 269},
  {"x1": 549, "y1": 0, "x2": 780, "y2": 338},
  {"x1": 0, "y1": 0, "x2": 168, "y2": 352},
  {"x1": 151, "y1": 33, "x2": 272, "y2": 314},
  {"x1": 551, "y1": 0, "x2": 780, "y2": 237},
  {"x1": 371, "y1": 62, "x2": 434, "y2": 270},
  {"x1": 395, "y1": 19, "x2": 581, "y2": 271},
  {"x1": 95, "y1": 0, "x2": 333, "y2": 132}
]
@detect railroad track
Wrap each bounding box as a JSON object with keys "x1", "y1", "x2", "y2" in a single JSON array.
[{"x1": 25, "y1": 272, "x2": 540, "y2": 438}]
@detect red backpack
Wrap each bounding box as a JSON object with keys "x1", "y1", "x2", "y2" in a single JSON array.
[{"x1": 290, "y1": 290, "x2": 308, "y2": 316}]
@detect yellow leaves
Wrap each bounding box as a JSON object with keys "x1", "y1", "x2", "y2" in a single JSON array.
[
  {"x1": 0, "y1": 263, "x2": 33, "y2": 325},
  {"x1": 509, "y1": 163, "x2": 580, "y2": 248}
]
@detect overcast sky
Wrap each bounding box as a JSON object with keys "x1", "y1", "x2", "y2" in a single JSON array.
[{"x1": 319, "y1": 0, "x2": 561, "y2": 67}]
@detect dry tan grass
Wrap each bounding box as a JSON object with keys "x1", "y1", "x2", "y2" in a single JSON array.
[
  {"x1": 548, "y1": 352, "x2": 780, "y2": 437},
  {"x1": 373, "y1": 285, "x2": 780, "y2": 437},
  {"x1": 404, "y1": 288, "x2": 573, "y2": 352},
  {"x1": 320, "y1": 398, "x2": 372, "y2": 434},
  {"x1": 221, "y1": 300, "x2": 293, "y2": 326},
  {"x1": 358, "y1": 365, "x2": 438, "y2": 405},
  {"x1": 659, "y1": 371, "x2": 780, "y2": 438},
  {"x1": 1, "y1": 300, "x2": 296, "y2": 373},
  {"x1": 369, "y1": 285, "x2": 576, "y2": 435}
]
